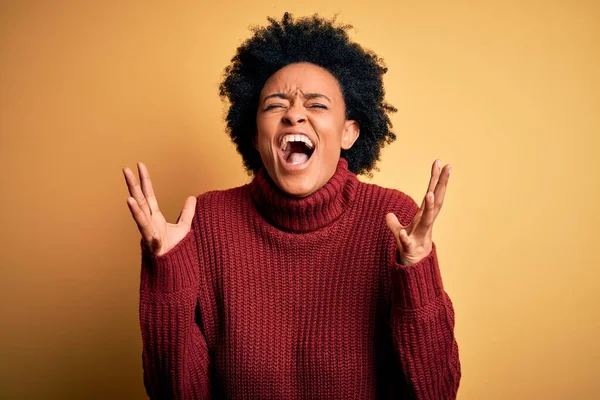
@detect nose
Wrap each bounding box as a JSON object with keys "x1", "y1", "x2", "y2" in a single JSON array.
[{"x1": 282, "y1": 104, "x2": 306, "y2": 125}]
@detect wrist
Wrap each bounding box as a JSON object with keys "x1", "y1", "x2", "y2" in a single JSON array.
[{"x1": 398, "y1": 244, "x2": 433, "y2": 266}]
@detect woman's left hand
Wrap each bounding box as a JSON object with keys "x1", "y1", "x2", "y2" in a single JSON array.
[{"x1": 385, "y1": 160, "x2": 452, "y2": 265}]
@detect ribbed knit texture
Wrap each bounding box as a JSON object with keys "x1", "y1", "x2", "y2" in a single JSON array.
[{"x1": 139, "y1": 158, "x2": 461, "y2": 399}]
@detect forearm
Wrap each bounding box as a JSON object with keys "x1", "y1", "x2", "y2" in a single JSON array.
[
  {"x1": 389, "y1": 244, "x2": 461, "y2": 399},
  {"x1": 139, "y1": 231, "x2": 212, "y2": 399}
]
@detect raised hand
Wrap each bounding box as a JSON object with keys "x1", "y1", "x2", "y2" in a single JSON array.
[
  {"x1": 123, "y1": 162, "x2": 197, "y2": 256},
  {"x1": 385, "y1": 160, "x2": 452, "y2": 265}
]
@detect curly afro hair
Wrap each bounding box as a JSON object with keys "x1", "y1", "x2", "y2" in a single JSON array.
[{"x1": 219, "y1": 12, "x2": 397, "y2": 176}]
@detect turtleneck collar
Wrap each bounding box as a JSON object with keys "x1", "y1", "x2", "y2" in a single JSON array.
[{"x1": 249, "y1": 158, "x2": 359, "y2": 233}]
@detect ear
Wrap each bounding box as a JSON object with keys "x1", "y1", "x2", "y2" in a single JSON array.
[
  {"x1": 341, "y1": 120, "x2": 360, "y2": 150},
  {"x1": 253, "y1": 132, "x2": 259, "y2": 150}
]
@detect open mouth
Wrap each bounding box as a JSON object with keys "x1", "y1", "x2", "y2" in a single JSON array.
[{"x1": 281, "y1": 134, "x2": 315, "y2": 165}]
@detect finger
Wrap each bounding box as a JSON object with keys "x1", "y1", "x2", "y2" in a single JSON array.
[
  {"x1": 137, "y1": 162, "x2": 160, "y2": 215},
  {"x1": 426, "y1": 159, "x2": 442, "y2": 194},
  {"x1": 433, "y1": 164, "x2": 452, "y2": 212},
  {"x1": 385, "y1": 212, "x2": 402, "y2": 235},
  {"x1": 123, "y1": 167, "x2": 152, "y2": 218},
  {"x1": 385, "y1": 213, "x2": 411, "y2": 250},
  {"x1": 397, "y1": 227, "x2": 413, "y2": 253},
  {"x1": 414, "y1": 191, "x2": 436, "y2": 236},
  {"x1": 410, "y1": 201, "x2": 424, "y2": 232},
  {"x1": 387, "y1": 213, "x2": 414, "y2": 251},
  {"x1": 177, "y1": 196, "x2": 197, "y2": 227},
  {"x1": 126, "y1": 196, "x2": 156, "y2": 245}
]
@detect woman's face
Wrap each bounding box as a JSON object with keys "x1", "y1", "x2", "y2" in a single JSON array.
[{"x1": 255, "y1": 62, "x2": 359, "y2": 197}]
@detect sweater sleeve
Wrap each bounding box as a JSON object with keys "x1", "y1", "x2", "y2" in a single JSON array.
[
  {"x1": 388, "y1": 243, "x2": 461, "y2": 399},
  {"x1": 139, "y1": 222, "x2": 212, "y2": 400}
]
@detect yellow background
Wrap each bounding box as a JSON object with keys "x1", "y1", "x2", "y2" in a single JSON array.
[{"x1": 1, "y1": 1, "x2": 598, "y2": 399}]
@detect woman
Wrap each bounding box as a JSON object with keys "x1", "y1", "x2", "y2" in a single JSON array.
[{"x1": 123, "y1": 13, "x2": 460, "y2": 399}]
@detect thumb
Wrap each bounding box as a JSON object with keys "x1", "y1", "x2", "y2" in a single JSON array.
[
  {"x1": 385, "y1": 212, "x2": 402, "y2": 236},
  {"x1": 177, "y1": 196, "x2": 197, "y2": 227},
  {"x1": 385, "y1": 213, "x2": 411, "y2": 251}
]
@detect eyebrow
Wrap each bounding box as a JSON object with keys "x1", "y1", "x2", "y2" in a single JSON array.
[{"x1": 262, "y1": 93, "x2": 331, "y2": 103}]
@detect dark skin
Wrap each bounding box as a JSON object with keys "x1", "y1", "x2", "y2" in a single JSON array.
[{"x1": 254, "y1": 62, "x2": 359, "y2": 197}]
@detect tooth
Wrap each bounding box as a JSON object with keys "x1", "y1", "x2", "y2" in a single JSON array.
[{"x1": 281, "y1": 134, "x2": 315, "y2": 150}]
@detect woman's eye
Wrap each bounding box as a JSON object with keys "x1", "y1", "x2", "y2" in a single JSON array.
[
  {"x1": 264, "y1": 104, "x2": 285, "y2": 111},
  {"x1": 308, "y1": 103, "x2": 328, "y2": 109}
]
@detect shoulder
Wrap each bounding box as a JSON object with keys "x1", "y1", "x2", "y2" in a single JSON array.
[
  {"x1": 190, "y1": 184, "x2": 252, "y2": 229},
  {"x1": 355, "y1": 181, "x2": 420, "y2": 226},
  {"x1": 189, "y1": 184, "x2": 252, "y2": 238},
  {"x1": 194, "y1": 184, "x2": 249, "y2": 213}
]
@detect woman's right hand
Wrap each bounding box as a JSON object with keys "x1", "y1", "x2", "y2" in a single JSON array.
[{"x1": 123, "y1": 162, "x2": 197, "y2": 256}]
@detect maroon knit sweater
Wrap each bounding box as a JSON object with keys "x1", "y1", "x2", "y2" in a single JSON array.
[{"x1": 139, "y1": 158, "x2": 460, "y2": 399}]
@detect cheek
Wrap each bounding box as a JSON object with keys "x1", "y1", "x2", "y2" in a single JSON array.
[
  {"x1": 312, "y1": 116, "x2": 345, "y2": 149},
  {"x1": 255, "y1": 120, "x2": 280, "y2": 162},
  {"x1": 255, "y1": 117, "x2": 272, "y2": 147},
  {"x1": 256, "y1": 112, "x2": 278, "y2": 134}
]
